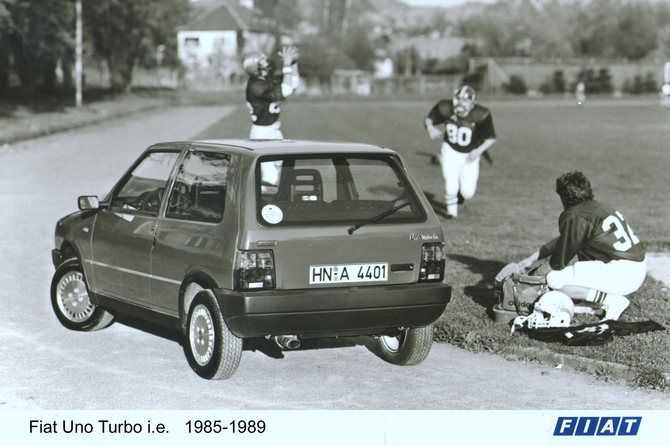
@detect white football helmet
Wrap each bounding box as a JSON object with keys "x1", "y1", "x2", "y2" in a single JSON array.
[
  {"x1": 512, "y1": 291, "x2": 574, "y2": 332},
  {"x1": 453, "y1": 85, "x2": 476, "y2": 117},
  {"x1": 242, "y1": 51, "x2": 269, "y2": 77}
]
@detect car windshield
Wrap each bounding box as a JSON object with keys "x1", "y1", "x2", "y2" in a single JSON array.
[{"x1": 255, "y1": 153, "x2": 426, "y2": 226}]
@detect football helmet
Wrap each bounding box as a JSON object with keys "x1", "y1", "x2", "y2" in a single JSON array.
[
  {"x1": 242, "y1": 51, "x2": 269, "y2": 77},
  {"x1": 512, "y1": 291, "x2": 574, "y2": 332},
  {"x1": 453, "y1": 85, "x2": 476, "y2": 117}
]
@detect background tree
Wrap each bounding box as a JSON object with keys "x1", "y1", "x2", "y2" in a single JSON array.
[
  {"x1": 0, "y1": 0, "x2": 74, "y2": 98},
  {"x1": 456, "y1": 0, "x2": 660, "y2": 61},
  {"x1": 255, "y1": 0, "x2": 302, "y2": 31},
  {"x1": 457, "y1": 0, "x2": 531, "y2": 57},
  {"x1": 254, "y1": 0, "x2": 303, "y2": 73},
  {"x1": 0, "y1": 0, "x2": 15, "y2": 95},
  {"x1": 343, "y1": 26, "x2": 377, "y2": 72},
  {"x1": 612, "y1": 2, "x2": 658, "y2": 60},
  {"x1": 297, "y1": 34, "x2": 356, "y2": 83},
  {"x1": 83, "y1": 0, "x2": 190, "y2": 92}
]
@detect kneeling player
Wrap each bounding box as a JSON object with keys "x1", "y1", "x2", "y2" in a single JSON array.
[{"x1": 517, "y1": 171, "x2": 646, "y2": 321}]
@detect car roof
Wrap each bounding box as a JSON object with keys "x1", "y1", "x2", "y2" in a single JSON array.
[{"x1": 151, "y1": 139, "x2": 397, "y2": 157}]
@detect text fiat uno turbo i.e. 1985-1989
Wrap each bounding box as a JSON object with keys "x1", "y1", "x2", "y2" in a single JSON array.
[{"x1": 51, "y1": 139, "x2": 451, "y2": 379}]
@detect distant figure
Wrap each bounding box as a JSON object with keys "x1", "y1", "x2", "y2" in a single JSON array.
[
  {"x1": 660, "y1": 83, "x2": 670, "y2": 108},
  {"x1": 575, "y1": 81, "x2": 586, "y2": 104},
  {"x1": 243, "y1": 45, "x2": 299, "y2": 140}
]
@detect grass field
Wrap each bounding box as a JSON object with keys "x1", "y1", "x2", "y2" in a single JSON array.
[{"x1": 196, "y1": 94, "x2": 670, "y2": 389}]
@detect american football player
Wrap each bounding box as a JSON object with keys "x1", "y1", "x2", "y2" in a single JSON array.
[
  {"x1": 517, "y1": 171, "x2": 647, "y2": 321},
  {"x1": 243, "y1": 45, "x2": 299, "y2": 139},
  {"x1": 575, "y1": 81, "x2": 586, "y2": 104},
  {"x1": 424, "y1": 85, "x2": 497, "y2": 218},
  {"x1": 660, "y1": 83, "x2": 670, "y2": 108}
]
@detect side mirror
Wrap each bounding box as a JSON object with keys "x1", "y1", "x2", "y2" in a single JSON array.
[{"x1": 78, "y1": 196, "x2": 100, "y2": 210}]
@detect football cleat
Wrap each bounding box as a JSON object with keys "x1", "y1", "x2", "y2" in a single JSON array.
[{"x1": 600, "y1": 294, "x2": 630, "y2": 321}]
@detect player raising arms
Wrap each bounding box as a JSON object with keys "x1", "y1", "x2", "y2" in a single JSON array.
[
  {"x1": 517, "y1": 171, "x2": 647, "y2": 321},
  {"x1": 243, "y1": 45, "x2": 299, "y2": 139},
  {"x1": 424, "y1": 85, "x2": 497, "y2": 218}
]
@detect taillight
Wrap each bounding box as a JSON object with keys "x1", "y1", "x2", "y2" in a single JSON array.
[
  {"x1": 419, "y1": 243, "x2": 445, "y2": 282},
  {"x1": 235, "y1": 250, "x2": 276, "y2": 291}
]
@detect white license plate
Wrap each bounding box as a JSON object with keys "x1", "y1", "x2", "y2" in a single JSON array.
[{"x1": 309, "y1": 263, "x2": 388, "y2": 284}]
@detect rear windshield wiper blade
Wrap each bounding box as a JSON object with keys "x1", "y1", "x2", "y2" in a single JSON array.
[{"x1": 348, "y1": 201, "x2": 411, "y2": 235}]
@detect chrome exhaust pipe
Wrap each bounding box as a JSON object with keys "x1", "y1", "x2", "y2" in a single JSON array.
[{"x1": 274, "y1": 335, "x2": 300, "y2": 349}]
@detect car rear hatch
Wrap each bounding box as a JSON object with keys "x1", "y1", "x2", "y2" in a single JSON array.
[
  {"x1": 246, "y1": 223, "x2": 445, "y2": 290},
  {"x1": 236, "y1": 150, "x2": 446, "y2": 291}
]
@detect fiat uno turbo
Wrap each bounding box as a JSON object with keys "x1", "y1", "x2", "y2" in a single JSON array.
[{"x1": 51, "y1": 139, "x2": 451, "y2": 380}]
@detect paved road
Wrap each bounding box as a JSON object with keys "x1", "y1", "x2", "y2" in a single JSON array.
[{"x1": 1, "y1": 105, "x2": 669, "y2": 411}]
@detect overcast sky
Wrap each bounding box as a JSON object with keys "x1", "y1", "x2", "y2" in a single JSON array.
[{"x1": 400, "y1": 0, "x2": 497, "y2": 7}]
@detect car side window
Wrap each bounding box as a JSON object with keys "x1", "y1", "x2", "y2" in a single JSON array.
[
  {"x1": 109, "y1": 151, "x2": 180, "y2": 215},
  {"x1": 166, "y1": 151, "x2": 230, "y2": 223}
]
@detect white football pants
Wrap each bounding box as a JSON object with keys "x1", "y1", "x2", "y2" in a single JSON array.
[
  {"x1": 440, "y1": 142, "x2": 480, "y2": 216},
  {"x1": 546, "y1": 256, "x2": 647, "y2": 297},
  {"x1": 250, "y1": 121, "x2": 283, "y2": 140}
]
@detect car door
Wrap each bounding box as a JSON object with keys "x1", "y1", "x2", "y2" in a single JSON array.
[
  {"x1": 150, "y1": 150, "x2": 233, "y2": 316},
  {"x1": 89, "y1": 150, "x2": 181, "y2": 306}
]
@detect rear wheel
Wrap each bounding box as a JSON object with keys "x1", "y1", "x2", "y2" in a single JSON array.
[
  {"x1": 184, "y1": 291, "x2": 242, "y2": 380},
  {"x1": 51, "y1": 259, "x2": 114, "y2": 331},
  {"x1": 377, "y1": 325, "x2": 433, "y2": 366}
]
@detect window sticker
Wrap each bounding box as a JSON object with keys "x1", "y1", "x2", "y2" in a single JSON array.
[{"x1": 262, "y1": 205, "x2": 283, "y2": 224}]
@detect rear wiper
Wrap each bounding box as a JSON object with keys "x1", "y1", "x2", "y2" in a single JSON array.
[{"x1": 348, "y1": 201, "x2": 411, "y2": 235}]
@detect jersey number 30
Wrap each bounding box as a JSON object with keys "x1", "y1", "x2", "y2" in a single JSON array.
[
  {"x1": 445, "y1": 123, "x2": 473, "y2": 147},
  {"x1": 603, "y1": 211, "x2": 640, "y2": 251}
]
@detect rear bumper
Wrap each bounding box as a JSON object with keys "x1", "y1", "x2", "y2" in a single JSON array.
[{"x1": 214, "y1": 282, "x2": 451, "y2": 338}]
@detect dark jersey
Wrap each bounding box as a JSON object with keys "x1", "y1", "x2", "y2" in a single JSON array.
[
  {"x1": 246, "y1": 74, "x2": 285, "y2": 126},
  {"x1": 547, "y1": 200, "x2": 646, "y2": 270},
  {"x1": 426, "y1": 100, "x2": 496, "y2": 153},
  {"x1": 524, "y1": 320, "x2": 665, "y2": 346}
]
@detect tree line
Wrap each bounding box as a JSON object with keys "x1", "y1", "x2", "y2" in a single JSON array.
[
  {"x1": 1, "y1": 0, "x2": 669, "y2": 104},
  {"x1": 456, "y1": 0, "x2": 670, "y2": 61},
  {"x1": 0, "y1": 0, "x2": 191, "y2": 100},
  {"x1": 258, "y1": 0, "x2": 670, "y2": 82}
]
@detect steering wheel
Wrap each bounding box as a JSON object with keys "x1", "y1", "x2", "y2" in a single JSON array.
[{"x1": 140, "y1": 189, "x2": 163, "y2": 213}]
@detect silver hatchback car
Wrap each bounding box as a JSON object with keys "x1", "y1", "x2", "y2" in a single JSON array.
[{"x1": 51, "y1": 139, "x2": 451, "y2": 379}]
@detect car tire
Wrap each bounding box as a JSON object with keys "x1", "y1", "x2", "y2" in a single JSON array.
[
  {"x1": 376, "y1": 325, "x2": 433, "y2": 366},
  {"x1": 51, "y1": 259, "x2": 114, "y2": 331},
  {"x1": 184, "y1": 291, "x2": 242, "y2": 380}
]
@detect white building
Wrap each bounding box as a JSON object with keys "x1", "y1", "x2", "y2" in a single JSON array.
[{"x1": 177, "y1": 0, "x2": 276, "y2": 86}]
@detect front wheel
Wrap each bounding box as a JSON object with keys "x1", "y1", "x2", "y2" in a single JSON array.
[
  {"x1": 184, "y1": 291, "x2": 242, "y2": 380},
  {"x1": 376, "y1": 325, "x2": 433, "y2": 366},
  {"x1": 50, "y1": 259, "x2": 114, "y2": 331}
]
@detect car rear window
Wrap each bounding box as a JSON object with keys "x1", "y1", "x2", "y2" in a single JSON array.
[{"x1": 255, "y1": 154, "x2": 426, "y2": 226}]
